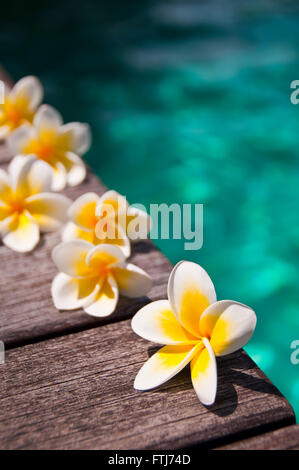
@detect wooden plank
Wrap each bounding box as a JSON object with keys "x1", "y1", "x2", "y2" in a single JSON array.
[
  {"x1": 0, "y1": 321, "x2": 295, "y2": 450},
  {"x1": 0, "y1": 162, "x2": 171, "y2": 347},
  {"x1": 217, "y1": 425, "x2": 299, "y2": 450}
]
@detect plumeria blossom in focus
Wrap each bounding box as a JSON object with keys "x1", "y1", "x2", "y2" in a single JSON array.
[
  {"x1": 132, "y1": 261, "x2": 257, "y2": 406},
  {"x1": 51, "y1": 241, "x2": 152, "y2": 317},
  {"x1": 0, "y1": 76, "x2": 43, "y2": 139},
  {"x1": 7, "y1": 104, "x2": 91, "y2": 191},
  {"x1": 62, "y1": 190, "x2": 152, "y2": 257},
  {"x1": 0, "y1": 155, "x2": 71, "y2": 252}
]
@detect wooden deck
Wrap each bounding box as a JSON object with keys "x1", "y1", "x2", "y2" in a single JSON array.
[{"x1": 0, "y1": 71, "x2": 297, "y2": 450}]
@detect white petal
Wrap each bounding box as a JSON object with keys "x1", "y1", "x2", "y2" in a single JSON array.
[
  {"x1": 11, "y1": 155, "x2": 37, "y2": 197},
  {"x1": 8, "y1": 155, "x2": 28, "y2": 178},
  {"x1": 51, "y1": 162, "x2": 67, "y2": 191},
  {"x1": 62, "y1": 221, "x2": 79, "y2": 242},
  {"x1": 25, "y1": 192, "x2": 71, "y2": 232},
  {"x1": 84, "y1": 273, "x2": 119, "y2": 317},
  {"x1": 7, "y1": 124, "x2": 37, "y2": 154},
  {"x1": 134, "y1": 344, "x2": 199, "y2": 391},
  {"x1": 167, "y1": 261, "x2": 216, "y2": 337},
  {"x1": 126, "y1": 206, "x2": 152, "y2": 241},
  {"x1": 199, "y1": 300, "x2": 257, "y2": 357},
  {"x1": 11, "y1": 76, "x2": 43, "y2": 111},
  {"x1": 51, "y1": 272, "x2": 99, "y2": 310},
  {"x1": 68, "y1": 192, "x2": 100, "y2": 231},
  {"x1": 51, "y1": 240, "x2": 94, "y2": 278},
  {"x1": 9, "y1": 156, "x2": 53, "y2": 194},
  {"x1": 131, "y1": 299, "x2": 198, "y2": 345},
  {"x1": 0, "y1": 168, "x2": 10, "y2": 185},
  {"x1": 2, "y1": 211, "x2": 39, "y2": 253},
  {"x1": 65, "y1": 152, "x2": 86, "y2": 186},
  {"x1": 26, "y1": 159, "x2": 53, "y2": 194},
  {"x1": 0, "y1": 213, "x2": 15, "y2": 234},
  {"x1": 33, "y1": 104, "x2": 63, "y2": 132},
  {"x1": 191, "y1": 338, "x2": 217, "y2": 406},
  {"x1": 112, "y1": 263, "x2": 152, "y2": 298},
  {"x1": 60, "y1": 122, "x2": 91, "y2": 155}
]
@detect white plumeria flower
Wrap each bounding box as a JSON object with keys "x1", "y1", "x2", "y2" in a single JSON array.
[
  {"x1": 132, "y1": 261, "x2": 257, "y2": 406},
  {"x1": 0, "y1": 76, "x2": 43, "y2": 139},
  {"x1": 7, "y1": 104, "x2": 91, "y2": 191},
  {"x1": 0, "y1": 155, "x2": 71, "y2": 252},
  {"x1": 62, "y1": 190, "x2": 152, "y2": 257},
  {"x1": 51, "y1": 241, "x2": 152, "y2": 317}
]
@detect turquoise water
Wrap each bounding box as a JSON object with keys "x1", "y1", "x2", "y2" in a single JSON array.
[{"x1": 1, "y1": 1, "x2": 299, "y2": 419}]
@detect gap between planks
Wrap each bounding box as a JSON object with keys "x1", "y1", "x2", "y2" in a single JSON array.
[{"x1": 216, "y1": 424, "x2": 299, "y2": 450}]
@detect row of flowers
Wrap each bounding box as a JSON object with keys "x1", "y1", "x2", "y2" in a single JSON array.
[
  {"x1": 0, "y1": 76, "x2": 257, "y2": 406},
  {"x1": 1, "y1": 76, "x2": 90, "y2": 190}
]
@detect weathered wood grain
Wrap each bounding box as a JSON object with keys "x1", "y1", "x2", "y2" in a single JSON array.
[
  {"x1": 217, "y1": 424, "x2": 299, "y2": 450},
  {"x1": 0, "y1": 320, "x2": 295, "y2": 450}
]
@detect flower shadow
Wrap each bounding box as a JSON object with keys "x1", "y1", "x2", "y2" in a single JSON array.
[{"x1": 146, "y1": 347, "x2": 282, "y2": 417}]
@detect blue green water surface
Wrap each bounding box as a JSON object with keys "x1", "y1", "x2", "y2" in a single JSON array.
[{"x1": 1, "y1": 0, "x2": 298, "y2": 419}]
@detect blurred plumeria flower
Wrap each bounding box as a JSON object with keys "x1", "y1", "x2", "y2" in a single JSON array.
[
  {"x1": 7, "y1": 104, "x2": 91, "y2": 191},
  {"x1": 0, "y1": 76, "x2": 43, "y2": 139},
  {"x1": 62, "y1": 190, "x2": 152, "y2": 257},
  {"x1": 0, "y1": 155, "x2": 71, "y2": 252},
  {"x1": 132, "y1": 261, "x2": 256, "y2": 406},
  {"x1": 51, "y1": 241, "x2": 152, "y2": 317}
]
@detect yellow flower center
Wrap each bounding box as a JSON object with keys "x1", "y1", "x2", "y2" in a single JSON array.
[
  {"x1": 6, "y1": 195, "x2": 25, "y2": 215},
  {"x1": 3, "y1": 193, "x2": 26, "y2": 215},
  {"x1": 11, "y1": 201, "x2": 24, "y2": 213},
  {"x1": 29, "y1": 140, "x2": 55, "y2": 162},
  {"x1": 23, "y1": 129, "x2": 72, "y2": 165},
  {"x1": 1, "y1": 97, "x2": 32, "y2": 130},
  {"x1": 6, "y1": 107, "x2": 22, "y2": 126},
  {"x1": 97, "y1": 262, "x2": 110, "y2": 278},
  {"x1": 88, "y1": 252, "x2": 118, "y2": 279}
]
